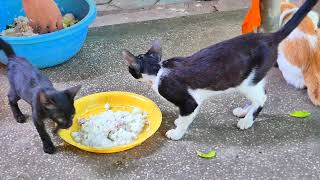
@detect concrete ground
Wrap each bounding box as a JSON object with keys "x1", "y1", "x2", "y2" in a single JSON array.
[{"x1": 2, "y1": 7, "x2": 320, "y2": 180}]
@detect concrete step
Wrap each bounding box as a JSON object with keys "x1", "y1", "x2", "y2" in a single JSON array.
[{"x1": 93, "y1": 0, "x2": 250, "y2": 27}]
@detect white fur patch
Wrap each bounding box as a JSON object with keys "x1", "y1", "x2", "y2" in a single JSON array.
[
  {"x1": 238, "y1": 74, "x2": 266, "y2": 104},
  {"x1": 188, "y1": 87, "x2": 235, "y2": 105},
  {"x1": 166, "y1": 107, "x2": 200, "y2": 140},
  {"x1": 277, "y1": 51, "x2": 305, "y2": 88},
  {"x1": 187, "y1": 71, "x2": 258, "y2": 105},
  {"x1": 141, "y1": 74, "x2": 157, "y2": 85},
  {"x1": 154, "y1": 68, "x2": 169, "y2": 92},
  {"x1": 237, "y1": 70, "x2": 256, "y2": 90},
  {"x1": 286, "y1": 29, "x2": 318, "y2": 49},
  {"x1": 237, "y1": 116, "x2": 254, "y2": 130},
  {"x1": 142, "y1": 68, "x2": 170, "y2": 94},
  {"x1": 308, "y1": 11, "x2": 319, "y2": 27}
]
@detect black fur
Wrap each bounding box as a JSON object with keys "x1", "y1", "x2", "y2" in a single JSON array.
[
  {"x1": 0, "y1": 39, "x2": 81, "y2": 154},
  {"x1": 253, "y1": 106, "x2": 263, "y2": 120},
  {"x1": 0, "y1": 38, "x2": 15, "y2": 57},
  {"x1": 158, "y1": 76, "x2": 198, "y2": 116},
  {"x1": 124, "y1": 0, "x2": 318, "y2": 133}
]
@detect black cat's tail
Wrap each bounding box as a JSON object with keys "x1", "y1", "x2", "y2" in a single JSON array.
[
  {"x1": 0, "y1": 38, "x2": 15, "y2": 58},
  {"x1": 273, "y1": 0, "x2": 318, "y2": 43}
]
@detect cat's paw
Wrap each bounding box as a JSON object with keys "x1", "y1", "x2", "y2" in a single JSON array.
[
  {"x1": 237, "y1": 117, "x2": 254, "y2": 130},
  {"x1": 15, "y1": 114, "x2": 27, "y2": 123},
  {"x1": 165, "y1": 129, "x2": 185, "y2": 140},
  {"x1": 43, "y1": 144, "x2": 56, "y2": 154},
  {"x1": 233, "y1": 107, "x2": 247, "y2": 118}
]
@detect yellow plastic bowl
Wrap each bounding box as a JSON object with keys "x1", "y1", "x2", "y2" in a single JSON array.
[{"x1": 58, "y1": 91, "x2": 162, "y2": 153}]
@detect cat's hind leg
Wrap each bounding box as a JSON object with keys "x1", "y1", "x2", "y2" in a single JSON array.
[
  {"x1": 8, "y1": 88, "x2": 26, "y2": 123},
  {"x1": 237, "y1": 80, "x2": 267, "y2": 130},
  {"x1": 233, "y1": 102, "x2": 252, "y2": 118}
]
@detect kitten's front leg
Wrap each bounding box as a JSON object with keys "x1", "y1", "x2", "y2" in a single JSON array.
[
  {"x1": 32, "y1": 114, "x2": 56, "y2": 154},
  {"x1": 166, "y1": 99, "x2": 199, "y2": 140}
]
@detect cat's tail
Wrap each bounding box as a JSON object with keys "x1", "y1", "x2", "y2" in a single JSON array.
[
  {"x1": 273, "y1": 0, "x2": 319, "y2": 43},
  {"x1": 0, "y1": 38, "x2": 15, "y2": 58}
]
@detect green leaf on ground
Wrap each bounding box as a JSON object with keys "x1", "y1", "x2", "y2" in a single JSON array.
[
  {"x1": 196, "y1": 150, "x2": 216, "y2": 159},
  {"x1": 289, "y1": 111, "x2": 311, "y2": 118}
]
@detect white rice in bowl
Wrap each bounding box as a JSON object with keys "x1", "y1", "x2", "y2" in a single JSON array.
[{"x1": 71, "y1": 104, "x2": 148, "y2": 148}]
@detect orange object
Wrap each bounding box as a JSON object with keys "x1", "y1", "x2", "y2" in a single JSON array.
[{"x1": 242, "y1": 0, "x2": 261, "y2": 34}]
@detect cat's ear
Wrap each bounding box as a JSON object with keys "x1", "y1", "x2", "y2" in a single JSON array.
[
  {"x1": 149, "y1": 39, "x2": 162, "y2": 56},
  {"x1": 38, "y1": 90, "x2": 56, "y2": 109},
  {"x1": 64, "y1": 85, "x2": 82, "y2": 100},
  {"x1": 122, "y1": 50, "x2": 140, "y2": 70},
  {"x1": 122, "y1": 50, "x2": 135, "y2": 65}
]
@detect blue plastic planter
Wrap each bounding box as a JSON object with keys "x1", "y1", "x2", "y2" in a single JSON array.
[{"x1": 0, "y1": 0, "x2": 96, "y2": 69}]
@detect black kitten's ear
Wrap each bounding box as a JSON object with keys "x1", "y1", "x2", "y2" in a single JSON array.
[
  {"x1": 38, "y1": 90, "x2": 56, "y2": 109},
  {"x1": 149, "y1": 39, "x2": 162, "y2": 56},
  {"x1": 64, "y1": 85, "x2": 82, "y2": 100},
  {"x1": 122, "y1": 50, "x2": 140, "y2": 70}
]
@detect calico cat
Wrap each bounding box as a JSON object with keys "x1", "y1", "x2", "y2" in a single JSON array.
[
  {"x1": 278, "y1": 1, "x2": 320, "y2": 105},
  {"x1": 123, "y1": 0, "x2": 319, "y2": 140},
  {"x1": 0, "y1": 38, "x2": 81, "y2": 154}
]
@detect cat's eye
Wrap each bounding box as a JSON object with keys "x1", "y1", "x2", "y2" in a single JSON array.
[{"x1": 149, "y1": 53, "x2": 155, "y2": 58}]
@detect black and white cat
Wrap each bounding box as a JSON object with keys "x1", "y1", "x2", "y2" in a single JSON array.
[{"x1": 123, "y1": 0, "x2": 318, "y2": 140}]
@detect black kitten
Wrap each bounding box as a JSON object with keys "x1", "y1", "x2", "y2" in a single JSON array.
[
  {"x1": 0, "y1": 38, "x2": 81, "y2": 154},
  {"x1": 123, "y1": 0, "x2": 318, "y2": 140}
]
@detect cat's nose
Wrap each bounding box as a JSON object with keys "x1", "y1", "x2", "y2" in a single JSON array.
[
  {"x1": 60, "y1": 120, "x2": 72, "y2": 129},
  {"x1": 65, "y1": 121, "x2": 73, "y2": 128}
]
